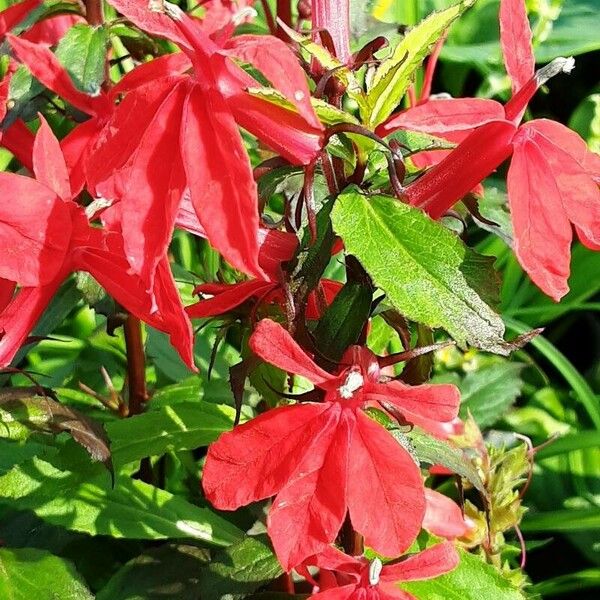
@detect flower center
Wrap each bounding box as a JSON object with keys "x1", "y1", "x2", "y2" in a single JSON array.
[
  {"x1": 338, "y1": 370, "x2": 364, "y2": 399},
  {"x1": 369, "y1": 558, "x2": 383, "y2": 586}
]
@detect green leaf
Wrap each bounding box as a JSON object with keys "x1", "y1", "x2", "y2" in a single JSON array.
[
  {"x1": 459, "y1": 363, "x2": 524, "y2": 428},
  {"x1": 366, "y1": 0, "x2": 474, "y2": 126},
  {"x1": 529, "y1": 568, "x2": 600, "y2": 598},
  {"x1": 331, "y1": 188, "x2": 510, "y2": 354},
  {"x1": 521, "y1": 508, "x2": 600, "y2": 532},
  {"x1": 0, "y1": 455, "x2": 242, "y2": 545},
  {"x1": 401, "y1": 549, "x2": 526, "y2": 599},
  {"x1": 313, "y1": 280, "x2": 373, "y2": 362},
  {"x1": 55, "y1": 24, "x2": 108, "y2": 95},
  {"x1": 5, "y1": 65, "x2": 44, "y2": 124},
  {"x1": 569, "y1": 93, "x2": 600, "y2": 154},
  {"x1": 97, "y1": 544, "x2": 209, "y2": 600},
  {"x1": 199, "y1": 534, "x2": 283, "y2": 600},
  {"x1": 107, "y1": 401, "x2": 236, "y2": 469},
  {"x1": 405, "y1": 428, "x2": 485, "y2": 492},
  {"x1": 387, "y1": 129, "x2": 457, "y2": 155},
  {"x1": 0, "y1": 547, "x2": 93, "y2": 600},
  {"x1": 535, "y1": 431, "x2": 600, "y2": 460}
]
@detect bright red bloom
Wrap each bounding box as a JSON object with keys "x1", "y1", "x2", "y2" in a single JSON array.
[
  {"x1": 423, "y1": 489, "x2": 474, "y2": 540},
  {"x1": 0, "y1": 118, "x2": 194, "y2": 369},
  {"x1": 22, "y1": 13, "x2": 85, "y2": 45},
  {"x1": 302, "y1": 542, "x2": 459, "y2": 599},
  {"x1": 83, "y1": 0, "x2": 323, "y2": 288},
  {"x1": 202, "y1": 318, "x2": 460, "y2": 570},
  {"x1": 0, "y1": 0, "x2": 42, "y2": 36},
  {"x1": 403, "y1": 0, "x2": 600, "y2": 301},
  {"x1": 311, "y1": 0, "x2": 351, "y2": 64}
]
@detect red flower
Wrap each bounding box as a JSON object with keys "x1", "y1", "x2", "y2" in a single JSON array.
[
  {"x1": 0, "y1": 0, "x2": 42, "y2": 36},
  {"x1": 301, "y1": 542, "x2": 459, "y2": 599},
  {"x1": 202, "y1": 318, "x2": 460, "y2": 570},
  {"x1": 311, "y1": 0, "x2": 351, "y2": 64},
  {"x1": 0, "y1": 117, "x2": 194, "y2": 369},
  {"x1": 402, "y1": 0, "x2": 600, "y2": 300},
  {"x1": 423, "y1": 489, "x2": 474, "y2": 540},
  {"x1": 81, "y1": 0, "x2": 323, "y2": 288}
]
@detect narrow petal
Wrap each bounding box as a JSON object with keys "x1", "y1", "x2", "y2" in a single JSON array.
[
  {"x1": 186, "y1": 280, "x2": 274, "y2": 319},
  {"x1": 366, "y1": 380, "x2": 460, "y2": 423},
  {"x1": 249, "y1": 318, "x2": 336, "y2": 386},
  {"x1": 120, "y1": 82, "x2": 187, "y2": 286},
  {"x1": 0, "y1": 0, "x2": 42, "y2": 37},
  {"x1": 347, "y1": 411, "x2": 425, "y2": 557},
  {"x1": 60, "y1": 118, "x2": 104, "y2": 196},
  {"x1": 174, "y1": 192, "x2": 206, "y2": 238},
  {"x1": 257, "y1": 229, "x2": 298, "y2": 281},
  {"x1": 225, "y1": 35, "x2": 322, "y2": 129},
  {"x1": 0, "y1": 173, "x2": 70, "y2": 286},
  {"x1": 523, "y1": 125, "x2": 600, "y2": 248},
  {"x1": 181, "y1": 85, "x2": 265, "y2": 279},
  {"x1": 33, "y1": 116, "x2": 71, "y2": 201},
  {"x1": 309, "y1": 546, "x2": 363, "y2": 576},
  {"x1": 508, "y1": 131, "x2": 573, "y2": 300},
  {"x1": 202, "y1": 402, "x2": 331, "y2": 509},
  {"x1": 423, "y1": 489, "x2": 473, "y2": 539},
  {"x1": 0, "y1": 279, "x2": 62, "y2": 367},
  {"x1": 406, "y1": 120, "x2": 517, "y2": 219},
  {"x1": 380, "y1": 542, "x2": 459, "y2": 582},
  {"x1": 377, "y1": 98, "x2": 505, "y2": 137},
  {"x1": 7, "y1": 34, "x2": 109, "y2": 117},
  {"x1": 1, "y1": 119, "x2": 34, "y2": 171},
  {"x1": 268, "y1": 405, "x2": 350, "y2": 571},
  {"x1": 500, "y1": 0, "x2": 535, "y2": 94},
  {"x1": 21, "y1": 13, "x2": 83, "y2": 46}
]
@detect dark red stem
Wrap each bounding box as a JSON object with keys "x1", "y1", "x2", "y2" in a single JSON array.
[{"x1": 276, "y1": 0, "x2": 292, "y2": 39}]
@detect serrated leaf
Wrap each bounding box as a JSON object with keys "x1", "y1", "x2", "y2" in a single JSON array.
[
  {"x1": 0, "y1": 547, "x2": 94, "y2": 600},
  {"x1": 199, "y1": 534, "x2": 283, "y2": 600},
  {"x1": 312, "y1": 97, "x2": 360, "y2": 125},
  {"x1": 459, "y1": 363, "x2": 524, "y2": 428},
  {"x1": 405, "y1": 428, "x2": 485, "y2": 492},
  {"x1": 55, "y1": 23, "x2": 108, "y2": 95},
  {"x1": 97, "y1": 544, "x2": 209, "y2": 600},
  {"x1": 331, "y1": 188, "x2": 511, "y2": 354},
  {"x1": 366, "y1": 0, "x2": 474, "y2": 126},
  {"x1": 106, "y1": 401, "x2": 236, "y2": 469},
  {"x1": 0, "y1": 389, "x2": 112, "y2": 472},
  {"x1": 387, "y1": 129, "x2": 457, "y2": 155},
  {"x1": 0, "y1": 454, "x2": 242, "y2": 545},
  {"x1": 401, "y1": 548, "x2": 526, "y2": 599}
]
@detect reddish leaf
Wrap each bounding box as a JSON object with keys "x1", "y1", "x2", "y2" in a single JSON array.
[
  {"x1": 0, "y1": 0, "x2": 42, "y2": 37},
  {"x1": 347, "y1": 411, "x2": 425, "y2": 557},
  {"x1": 499, "y1": 0, "x2": 535, "y2": 94}
]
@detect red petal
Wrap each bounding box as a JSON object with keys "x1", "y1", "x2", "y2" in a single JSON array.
[
  {"x1": 33, "y1": 116, "x2": 71, "y2": 200},
  {"x1": 0, "y1": 172, "x2": 71, "y2": 286},
  {"x1": 186, "y1": 280, "x2": 275, "y2": 319},
  {"x1": 0, "y1": 278, "x2": 16, "y2": 313},
  {"x1": 1, "y1": 119, "x2": 35, "y2": 171},
  {"x1": 249, "y1": 318, "x2": 336, "y2": 386},
  {"x1": 258, "y1": 228, "x2": 299, "y2": 281},
  {"x1": 60, "y1": 118, "x2": 103, "y2": 196},
  {"x1": 225, "y1": 35, "x2": 322, "y2": 130},
  {"x1": 310, "y1": 586, "x2": 358, "y2": 600},
  {"x1": 500, "y1": 0, "x2": 535, "y2": 95},
  {"x1": 380, "y1": 542, "x2": 459, "y2": 582},
  {"x1": 508, "y1": 131, "x2": 573, "y2": 300},
  {"x1": 120, "y1": 82, "x2": 187, "y2": 286},
  {"x1": 7, "y1": 34, "x2": 109, "y2": 117},
  {"x1": 268, "y1": 405, "x2": 349, "y2": 571},
  {"x1": 202, "y1": 402, "x2": 330, "y2": 509},
  {"x1": 111, "y1": 52, "x2": 192, "y2": 97},
  {"x1": 181, "y1": 85, "x2": 265, "y2": 279},
  {"x1": 347, "y1": 411, "x2": 425, "y2": 557},
  {"x1": 0, "y1": 0, "x2": 42, "y2": 37},
  {"x1": 524, "y1": 124, "x2": 600, "y2": 249},
  {"x1": 175, "y1": 192, "x2": 206, "y2": 238},
  {"x1": 0, "y1": 279, "x2": 62, "y2": 367},
  {"x1": 377, "y1": 98, "x2": 505, "y2": 137},
  {"x1": 366, "y1": 380, "x2": 460, "y2": 423},
  {"x1": 308, "y1": 546, "x2": 363, "y2": 576},
  {"x1": 312, "y1": 0, "x2": 351, "y2": 64},
  {"x1": 21, "y1": 14, "x2": 83, "y2": 46},
  {"x1": 407, "y1": 120, "x2": 516, "y2": 219},
  {"x1": 423, "y1": 489, "x2": 473, "y2": 539}
]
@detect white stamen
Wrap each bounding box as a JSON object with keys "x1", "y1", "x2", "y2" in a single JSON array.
[
  {"x1": 369, "y1": 558, "x2": 383, "y2": 586},
  {"x1": 232, "y1": 7, "x2": 258, "y2": 25},
  {"x1": 160, "y1": 1, "x2": 184, "y2": 21},
  {"x1": 85, "y1": 197, "x2": 113, "y2": 220},
  {"x1": 534, "y1": 56, "x2": 575, "y2": 87},
  {"x1": 338, "y1": 371, "x2": 364, "y2": 399}
]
